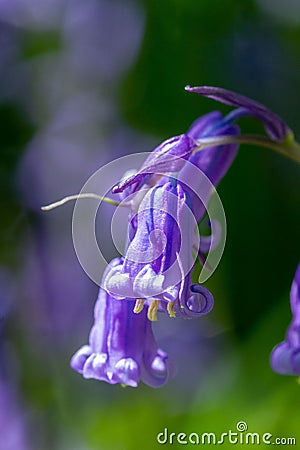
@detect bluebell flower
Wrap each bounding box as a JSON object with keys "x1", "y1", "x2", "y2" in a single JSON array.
[
  {"x1": 105, "y1": 110, "x2": 241, "y2": 320},
  {"x1": 105, "y1": 179, "x2": 215, "y2": 320},
  {"x1": 71, "y1": 258, "x2": 171, "y2": 387},
  {"x1": 40, "y1": 85, "x2": 300, "y2": 388},
  {"x1": 104, "y1": 86, "x2": 300, "y2": 324},
  {"x1": 271, "y1": 264, "x2": 300, "y2": 376}
]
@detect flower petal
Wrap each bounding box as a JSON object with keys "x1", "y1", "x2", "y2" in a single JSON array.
[
  {"x1": 186, "y1": 284, "x2": 214, "y2": 316},
  {"x1": 70, "y1": 345, "x2": 92, "y2": 373},
  {"x1": 113, "y1": 358, "x2": 140, "y2": 387},
  {"x1": 112, "y1": 134, "x2": 196, "y2": 194},
  {"x1": 270, "y1": 342, "x2": 295, "y2": 375},
  {"x1": 270, "y1": 263, "x2": 300, "y2": 377},
  {"x1": 290, "y1": 263, "x2": 300, "y2": 320},
  {"x1": 186, "y1": 85, "x2": 290, "y2": 141},
  {"x1": 82, "y1": 353, "x2": 110, "y2": 381},
  {"x1": 133, "y1": 265, "x2": 165, "y2": 298}
]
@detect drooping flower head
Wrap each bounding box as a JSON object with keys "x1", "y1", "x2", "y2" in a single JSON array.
[
  {"x1": 105, "y1": 107, "x2": 241, "y2": 320},
  {"x1": 105, "y1": 179, "x2": 215, "y2": 320},
  {"x1": 41, "y1": 85, "x2": 300, "y2": 388},
  {"x1": 71, "y1": 258, "x2": 171, "y2": 387},
  {"x1": 271, "y1": 263, "x2": 300, "y2": 376}
]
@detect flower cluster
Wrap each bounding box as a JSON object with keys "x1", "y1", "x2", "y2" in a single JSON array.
[{"x1": 55, "y1": 86, "x2": 299, "y2": 387}]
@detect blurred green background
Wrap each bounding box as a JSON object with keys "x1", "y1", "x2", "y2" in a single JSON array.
[{"x1": 0, "y1": 0, "x2": 300, "y2": 449}]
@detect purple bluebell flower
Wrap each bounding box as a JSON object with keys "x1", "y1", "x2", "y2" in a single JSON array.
[
  {"x1": 71, "y1": 258, "x2": 171, "y2": 387},
  {"x1": 105, "y1": 179, "x2": 215, "y2": 320},
  {"x1": 105, "y1": 109, "x2": 241, "y2": 320},
  {"x1": 271, "y1": 264, "x2": 300, "y2": 376},
  {"x1": 106, "y1": 86, "x2": 300, "y2": 324},
  {"x1": 39, "y1": 84, "x2": 300, "y2": 388}
]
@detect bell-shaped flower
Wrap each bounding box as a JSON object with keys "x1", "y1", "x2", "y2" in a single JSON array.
[
  {"x1": 105, "y1": 109, "x2": 241, "y2": 320},
  {"x1": 105, "y1": 178, "x2": 218, "y2": 321},
  {"x1": 271, "y1": 263, "x2": 300, "y2": 376},
  {"x1": 71, "y1": 258, "x2": 171, "y2": 387}
]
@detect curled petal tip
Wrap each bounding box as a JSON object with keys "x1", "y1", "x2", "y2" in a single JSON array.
[
  {"x1": 70, "y1": 345, "x2": 92, "y2": 373},
  {"x1": 178, "y1": 284, "x2": 214, "y2": 318},
  {"x1": 190, "y1": 284, "x2": 214, "y2": 315}
]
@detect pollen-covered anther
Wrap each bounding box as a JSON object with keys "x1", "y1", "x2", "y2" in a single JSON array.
[
  {"x1": 147, "y1": 300, "x2": 160, "y2": 322},
  {"x1": 133, "y1": 299, "x2": 145, "y2": 314},
  {"x1": 167, "y1": 301, "x2": 176, "y2": 318}
]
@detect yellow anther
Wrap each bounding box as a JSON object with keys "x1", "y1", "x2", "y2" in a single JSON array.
[
  {"x1": 133, "y1": 299, "x2": 145, "y2": 314},
  {"x1": 147, "y1": 300, "x2": 160, "y2": 322},
  {"x1": 167, "y1": 301, "x2": 176, "y2": 318}
]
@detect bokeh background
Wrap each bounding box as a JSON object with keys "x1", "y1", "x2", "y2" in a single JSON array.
[{"x1": 1, "y1": 0, "x2": 300, "y2": 449}]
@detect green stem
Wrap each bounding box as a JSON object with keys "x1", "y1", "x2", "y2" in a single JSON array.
[{"x1": 195, "y1": 133, "x2": 300, "y2": 163}]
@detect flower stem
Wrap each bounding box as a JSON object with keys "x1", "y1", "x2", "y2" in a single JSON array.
[{"x1": 195, "y1": 133, "x2": 300, "y2": 163}]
